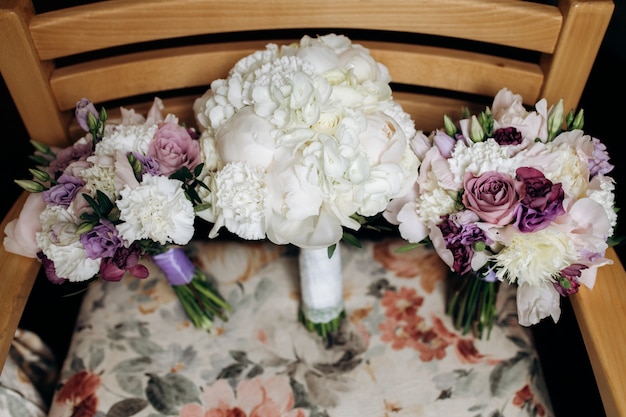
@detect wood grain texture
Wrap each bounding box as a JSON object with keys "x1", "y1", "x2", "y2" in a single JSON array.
[{"x1": 29, "y1": 0, "x2": 562, "y2": 60}]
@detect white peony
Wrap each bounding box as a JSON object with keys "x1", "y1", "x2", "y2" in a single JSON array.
[
  {"x1": 516, "y1": 282, "x2": 561, "y2": 326},
  {"x1": 213, "y1": 161, "x2": 268, "y2": 240},
  {"x1": 116, "y1": 174, "x2": 194, "y2": 245}
]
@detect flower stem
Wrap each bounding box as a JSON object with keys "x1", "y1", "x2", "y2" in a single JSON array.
[
  {"x1": 447, "y1": 272, "x2": 499, "y2": 339},
  {"x1": 299, "y1": 309, "x2": 346, "y2": 345}
]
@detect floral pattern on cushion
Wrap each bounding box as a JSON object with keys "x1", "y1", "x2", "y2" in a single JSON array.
[{"x1": 48, "y1": 239, "x2": 553, "y2": 417}]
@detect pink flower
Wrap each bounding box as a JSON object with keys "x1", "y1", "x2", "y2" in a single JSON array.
[
  {"x1": 149, "y1": 122, "x2": 201, "y2": 176},
  {"x1": 3, "y1": 193, "x2": 45, "y2": 258},
  {"x1": 462, "y1": 171, "x2": 523, "y2": 225},
  {"x1": 179, "y1": 376, "x2": 305, "y2": 417}
]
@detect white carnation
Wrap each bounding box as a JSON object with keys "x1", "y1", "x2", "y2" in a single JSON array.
[
  {"x1": 448, "y1": 139, "x2": 518, "y2": 184},
  {"x1": 117, "y1": 174, "x2": 194, "y2": 245},
  {"x1": 493, "y1": 226, "x2": 578, "y2": 286}
]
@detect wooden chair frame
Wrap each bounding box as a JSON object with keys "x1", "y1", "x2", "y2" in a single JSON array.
[{"x1": 1, "y1": 0, "x2": 623, "y2": 415}]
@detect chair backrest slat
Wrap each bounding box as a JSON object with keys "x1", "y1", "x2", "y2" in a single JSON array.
[{"x1": 30, "y1": 0, "x2": 563, "y2": 60}]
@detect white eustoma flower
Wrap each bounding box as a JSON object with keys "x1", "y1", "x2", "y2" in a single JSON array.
[
  {"x1": 94, "y1": 124, "x2": 157, "y2": 157},
  {"x1": 117, "y1": 174, "x2": 194, "y2": 245},
  {"x1": 37, "y1": 205, "x2": 101, "y2": 282}
]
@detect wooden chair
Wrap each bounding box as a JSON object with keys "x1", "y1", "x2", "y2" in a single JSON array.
[{"x1": 0, "y1": 0, "x2": 622, "y2": 415}]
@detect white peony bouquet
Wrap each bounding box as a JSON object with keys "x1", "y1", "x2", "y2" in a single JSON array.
[
  {"x1": 385, "y1": 88, "x2": 617, "y2": 338},
  {"x1": 4, "y1": 98, "x2": 230, "y2": 330},
  {"x1": 192, "y1": 34, "x2": 419, "y2": 336}
]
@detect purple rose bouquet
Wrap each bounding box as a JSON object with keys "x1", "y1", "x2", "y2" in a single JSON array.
[
  {"x1": 384, "y1": 88, "x2": 617, "y2": 338},
  {"x1": 3, "y1": 98, "x2": 230, "y2": 330}
]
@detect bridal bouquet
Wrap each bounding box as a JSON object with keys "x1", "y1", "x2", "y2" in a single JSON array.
[
  {"x1": 385, "y1": 88, "x2": 617, "y2": 338},
  {"x1": 3, "y1": 98, "x2": 230, "y2": 330},
  {"x1": 192, "y1": 34, "x2": 419, "y2": 336}
]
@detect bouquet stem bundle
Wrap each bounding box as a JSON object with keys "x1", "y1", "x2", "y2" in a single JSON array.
[{"x1": 447, "y1": 272, "x2": 499, "y2": 339}]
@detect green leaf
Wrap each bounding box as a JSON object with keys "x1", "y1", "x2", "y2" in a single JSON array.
[{"x1": 341, "y1": 232, "x2": 361, "y2": 248}]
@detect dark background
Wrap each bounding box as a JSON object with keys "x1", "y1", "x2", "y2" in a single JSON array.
[{"x1": 1, "y1": 1, "x2": 625, "y2": 416}]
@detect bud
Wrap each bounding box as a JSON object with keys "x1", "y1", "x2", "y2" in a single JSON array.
[
  {"x1": 29, "y1": 168, "x2": 51, "y2": 183},
  {"x1": 99, "y1": 106, "x2": 108, "y2": 123},
  {"x1": 572, "y1": 108, "x2": 584, "y2": 130},
  {"x1": 14, "y1": 179, "x2": 46, "y2": 193},
  {"x1": 469, "y1": 115, "x2": 485, "y2": 142},
  {"x1": 75, "y1": 98, "x2": 99, "y2": 132},
  {"x1": 87, "y1": 112, "x2": 99, "y2": 132},
  {"x1": 547, "y1": 99, "x2": 564, "y2": 141},
  {"x1": 443, "y1": 114, "x2": 457, "y2": 137},
  {"x1": 75, "y1": 222, "x2": 94, "y2": 236},
  {"x1": 30, "y1": 140, "x2": 54, "y2": 156},
  {"x1": 478, "y1": 108, "x2": 493, "y2": 137}
]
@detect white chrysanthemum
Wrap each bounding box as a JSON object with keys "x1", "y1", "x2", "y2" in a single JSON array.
[
  {"x1": 587, "y1": 174, "x2": 617, "y2": 236},
  {"x1": 448, "y1": 139, "x2": 518, "y2": 184},
  {"x1": 117, "y1": 175, "x2": 194, "y2": 245},
  {"x1": 37, "y1": 206, "x2": 100, "y2": 282},
  {"x1": 416, "y1": 187, "x2": 458, "y2": 224},
  {"x1": 215, "y1": 161, "x2": 268, "y2": 240},
  {"x1": 94, "y1": 124, "x2": 157, "y2": 157},
  {"x1": 544, "y1": 143, "x2": 589, "y2": 199},
  {"x1": 493, "y1": 226, "x2": 579, "y2": 286}
]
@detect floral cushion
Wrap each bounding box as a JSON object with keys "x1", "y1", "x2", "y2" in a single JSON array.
[{"x1": 47, "y1": 238, "x2": 553, "y2": 417}]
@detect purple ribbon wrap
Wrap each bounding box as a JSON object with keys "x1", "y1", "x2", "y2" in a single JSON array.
[{"x1": 152, "y1": 248, "x2": 195, "y2": 286}]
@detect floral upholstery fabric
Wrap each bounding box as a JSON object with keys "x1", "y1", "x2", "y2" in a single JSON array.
[
  {"x1": 0, "y1": 330, "x2": 58, "y2": 417},
  {"x1": 47, "y1": 239, "x2": 553, "y2": 417}
]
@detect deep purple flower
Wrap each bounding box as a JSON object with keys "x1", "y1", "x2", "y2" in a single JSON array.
[
  {"x1": 37, "y1": 252, "x2": 67, "y2": 285},
  {"x1": 493, "y1": 126, "x2": 523, "y2": 146},
  {"x1": 42, "y1": 174, "x2": 84, "y2": 208},
  {"x1": 75, "y1": 98, "x2": 100, "y2": 132},
  {"x1": 514, "y1": 167, "x2": 564, "y2": 232},
  {"x1": 80, "y1": 219, "x2": 123, "y2": 260},
  {"x1": 100, "y1": 243, "x2": 149, "y2": 282},
  {"x1": 588, "y1": 137, "x2": 614, "y2": 177},
  {"x1": 448, "y1": 242, "x2": 474, "y2": 275},
  {"x1": 47, "y1": 142, "x2": 93, "y2": 179},
  {"x1": 554, "y1": 264, "x2": 587, "y2": 296}
]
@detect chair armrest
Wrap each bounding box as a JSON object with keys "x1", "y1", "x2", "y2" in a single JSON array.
[
  {"x1": 570, "y1": 246, "x2": 626, "y2": 417},
  {"x1": 0, "y1": 191, "x2": 41, "y2": 371}
]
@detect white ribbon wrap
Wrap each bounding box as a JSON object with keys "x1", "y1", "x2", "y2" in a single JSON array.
[{"x1": 299, "y1": 246, "x2": 344, "y2": 323}]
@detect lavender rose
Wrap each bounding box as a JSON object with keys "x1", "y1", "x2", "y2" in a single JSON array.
[
  {"x1": 80, "y1": 219, "x2": 124, "y2": 260},
  {"x1": 462, "y1": 171, "x2": 523, "y2": 225},
  {"x1": 148, "y1": 122, "x2": 201, "y2": 176},
  {"x1": 514, "y1": 166, "x2": 564, "y2": 233}
]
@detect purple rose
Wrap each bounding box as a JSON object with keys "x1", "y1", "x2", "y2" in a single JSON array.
[
  {"x1": 75, "y1": 98, "x2": 100, "y2": 132},
  {"x1": 514, "y1": 167, "x2": 565, "y2": 232},
  {"x1": 148, "y1": 122, "x2": 201, "y2": 176},
  {"x1": 462, "y1": 171, "x2": 523, "y2": 225},
  {"x1": 80, "y1": 219, "x2": 124, "y2": 260},
  {"x1": 42, "y1": 174, "x2": 84, "y2": 207}
]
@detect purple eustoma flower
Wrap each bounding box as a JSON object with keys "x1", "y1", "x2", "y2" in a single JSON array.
[
  {"x1": 588, "y1": 137, "x2": 614, "y2": 177},
  {"x1": 130, "y1": 152, "x2": 161, "y2": 178},
  {"x1": 80, "y1": 219, "x2": 123, "y2": 260},
  {"x1": 514, "y1": 167, "x2": 565, "y2": 233},
  {"x1": 438, "y1": 214, "x2": 492, "y2": 275},
  {"x1": 47, "y1": 142, "x2": 93, "y2": 179},
  {"x1": 75, "y1": 98, "x2": 100, "y2": 132},
  {"x1": 42, "y1": 174, "x2": 84, "y2": 208}
]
